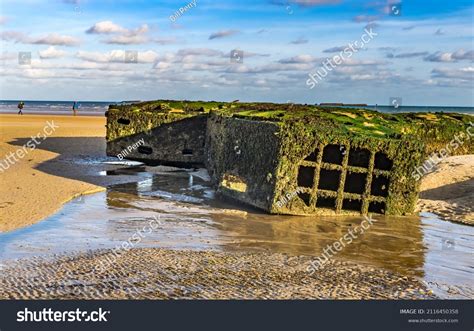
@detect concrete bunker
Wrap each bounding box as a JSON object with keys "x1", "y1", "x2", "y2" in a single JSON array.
[{"x1": 105, "y1": 100, "x2": 473, "y2": 217}]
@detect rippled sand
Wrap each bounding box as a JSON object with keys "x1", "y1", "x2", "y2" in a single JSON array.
[{"x1": 0, "y1": 248, "x2": 435, "y2": 300}]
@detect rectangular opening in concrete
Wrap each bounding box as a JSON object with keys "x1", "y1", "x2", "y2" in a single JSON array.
[
  {"x1": 137, "y1": 146, "x2": 153, "y2": 155},
  {"x1": 318, "y1": 169, "x2": 340, "y2": 191},
  {"x1": 297, "y1": 166, "x2": 315, "y2": 188},
  {"x1": 344, "y1": 172, "x2": 367, "y2": 194},
  {"x1": 368, "y1": 201, "x2": 386, "y2": 214},
  {"x1": 117, "y1": 118, "x2": 131, "y2": 125},
  {"x1": 298, "y1": 192, "x2": 311, "y2": 206},
  {"x1": 304, "y1": 148, "x2": 319, "y2": 162},
  {"x1": 182, "y1": 148, "x2": 193, "y2": 155},
  {"x1": 374, "y1": 152, "x2": 393, "y2": 170},
  {"x1": 371, "y1": 174, "x2": 390, "y2": 197},
  {"x1": 342, "y1": 198, "x2": 363, "y2": 212},
  {"x1": 316, "y1": 196, "x2": 336, "y2": 209},
  {"x1": 322, "y1": 144, "x2": 344, "y2": 165},
  {"x1": 348, "y1": 147, "x2": 370, "y2": 168}
]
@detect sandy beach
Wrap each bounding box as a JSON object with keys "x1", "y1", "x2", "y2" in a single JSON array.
[
  {"x1": 0, "y1": 114, "x2": 142, "y2": 232},
  {"x1": 0, "y1": 114, "x2": 472, "y2": 300},
  {"x1": 1, "y1": 114, "x2": 473, "y2": 232},
  {"x1": 0, "y1": 248, "x2": 435, "y2": 300},
  {"x1": 416, "y1": 155, "x2": 474, "y2": 225}
]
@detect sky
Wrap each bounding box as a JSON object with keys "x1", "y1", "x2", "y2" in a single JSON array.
[{"x1": 0, "y1": 0, "x2": 473, "y2": 106}]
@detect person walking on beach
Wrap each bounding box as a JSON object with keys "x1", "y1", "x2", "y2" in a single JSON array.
[
  {"x1": 72, "y1": 101, "x2": 78, "y2": 116},
  {"x1": 17, "y1": 101, "x2": 24, "y2": 115}
]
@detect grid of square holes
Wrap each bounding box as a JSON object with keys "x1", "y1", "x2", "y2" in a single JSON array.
[{"x1": 295, "y1": 143, "x2": 393, "y2": 214}]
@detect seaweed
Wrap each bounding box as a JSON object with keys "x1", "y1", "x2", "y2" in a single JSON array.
[{"x1": 105, "y1": 100, "x2": 473, "y2": 216}]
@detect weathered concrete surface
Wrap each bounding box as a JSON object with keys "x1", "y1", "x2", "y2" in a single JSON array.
[
  {"x1": 107, "y1": 114, "x2": 207, "y2": 166},
  {"x1": 105, "y1": 100, "x2": 473, "y2": 216},
  {"x1": 206, "y1": 111, "x2": 425, "y2": 216},
  {"x1": 206, "y1": 112, "x2": 281, "y2": 211}
]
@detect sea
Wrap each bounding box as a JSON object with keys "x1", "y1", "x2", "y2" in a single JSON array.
[{"x1": 0, "y1": 100, "x2": 473, "y2": 115}]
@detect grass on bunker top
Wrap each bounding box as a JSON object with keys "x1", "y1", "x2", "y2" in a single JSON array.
[{"x1": 107, "y1": 99, "x2": 473, "y2": 154}]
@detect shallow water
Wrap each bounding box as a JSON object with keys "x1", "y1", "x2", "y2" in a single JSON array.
[{"x1": 0, "y1": 166, "x2": 472, "y2": 298}]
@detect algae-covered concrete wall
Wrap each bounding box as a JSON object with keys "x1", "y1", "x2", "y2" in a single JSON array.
[
  {"x1": 106, "y1": 100, "x2": 235, "y2": 166},
  {"x1": 206, "y1": 112, "x2": 281, "y2": 210},
  {"x1": 105, "y1": 99, "x2": 472, "y2": 216},
  {"x1": 106, "y1": 108, "x2": 196, "y2": 142},
  {"x1": 272, "y1": 120, "x2": 425, "y2": 216},
  {"x1": 107, "y1": 114, "x2": 207, "y2": 166},
  {"x1": 206, "y1": 111, "x2": 425, "y2": 216}
]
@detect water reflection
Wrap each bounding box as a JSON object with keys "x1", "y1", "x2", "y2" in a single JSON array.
[{"x1": 0, "y1": 168, "x2": 472, "y2": 298}]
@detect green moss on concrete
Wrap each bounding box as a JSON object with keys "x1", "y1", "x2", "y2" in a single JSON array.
[{"x1": 106, "y1": 99, "x2": 472, "y2": 216}]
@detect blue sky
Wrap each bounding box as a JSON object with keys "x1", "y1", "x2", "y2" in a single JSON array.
[{"x1": 0, "y1": 0, "x2": 473, "y2": 105}]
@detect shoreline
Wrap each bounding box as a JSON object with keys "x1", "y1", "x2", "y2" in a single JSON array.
[
  {"x1": 1, "y1": 114, "x2": 473, "y2": 232},
  {"x1": 416, "y1": 155, "x2": 474, "y2": 225},
  {"x1": 0, "y1": 111, "x2": 105, "y2": 117},
  {"x1": 0, "y1": 114, "x2": 472, "y2": 300},
  {"x1": 0, "y1": 114, "x2": 132, "y2": 232}
]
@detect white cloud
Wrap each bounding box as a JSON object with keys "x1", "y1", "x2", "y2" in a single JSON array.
[
  {"x1": 431, "y1": 66, "x2": 474, "y2": 80},
  {"x1": 424, "y1": 49, "x2": 474, "y2": 62},
  {"x1": 177, "y1": 48, "x2": 224, "y2": 57},
  {"x1": 1, "y1": 31, "x2": 80, "y2": 46},
  {"x1": 38, "y1": 46, "x2": 68, "y2": 59},
  {"x1": 339, "y1": 58, "x2": 388, "y2": 66},
  {"x1": 86, "y1": 22, "x2": 167, "y2": 45},
  {"x1": 32, "y1": 33, "x2": 80, "y2": 46},
  {"x1": 104, "y1": 34, "x2": 149, "y2": 45},
  {"x1": 76, "y1": 50, "x2": 158, "y2": 63},
  {"x1": 353, "y1": 15, "x2": 380, "y2": 23},
  {"x1": 86, "y1": 21, "x2": 127, "y2": 34},
  {"x1": 0, "y1": 51, "x2": 16, "y2": 61},
  {"x1": 278, "y1": 55, "x2": 317, "y2": 64}
]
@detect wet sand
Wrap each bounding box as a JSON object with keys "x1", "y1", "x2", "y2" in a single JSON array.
[
  {"x1": 416, "y1": 155, "x2": 474, "y2": 225},
  {"x1": 0, "y1": 115, "x2": 472, "y2": 300},
  {"x1": 0, "y1": 114, "x2": 140, "y2": 232},
  {"x1": 0, "y1": 114, "x2": 106, "y2": 232},
  {"x1": 0, "y1": 248, "x2": 435, "y2": 299},
  {"x1": 1, "y1": 170, "x2": 472, "y2": 299},
  {"x1": 1, "y1": 114, "x2": 472, "y2": 232}
]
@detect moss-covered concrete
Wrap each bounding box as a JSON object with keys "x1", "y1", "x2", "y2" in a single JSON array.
[
  {"x1": 106, "y1": 100, "x2": 235, "y2": 165},
  {"x1": 105, "y1": 100, "x2": 473, "y2": 216}
]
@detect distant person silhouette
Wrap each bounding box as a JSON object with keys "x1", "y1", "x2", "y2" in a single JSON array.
[
  {"x1": 17, "y1": 101, "x2": 24, "y2": 115},
  {"x1": 72, "y1": 101, "x2": 78, "y2": 116}
]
